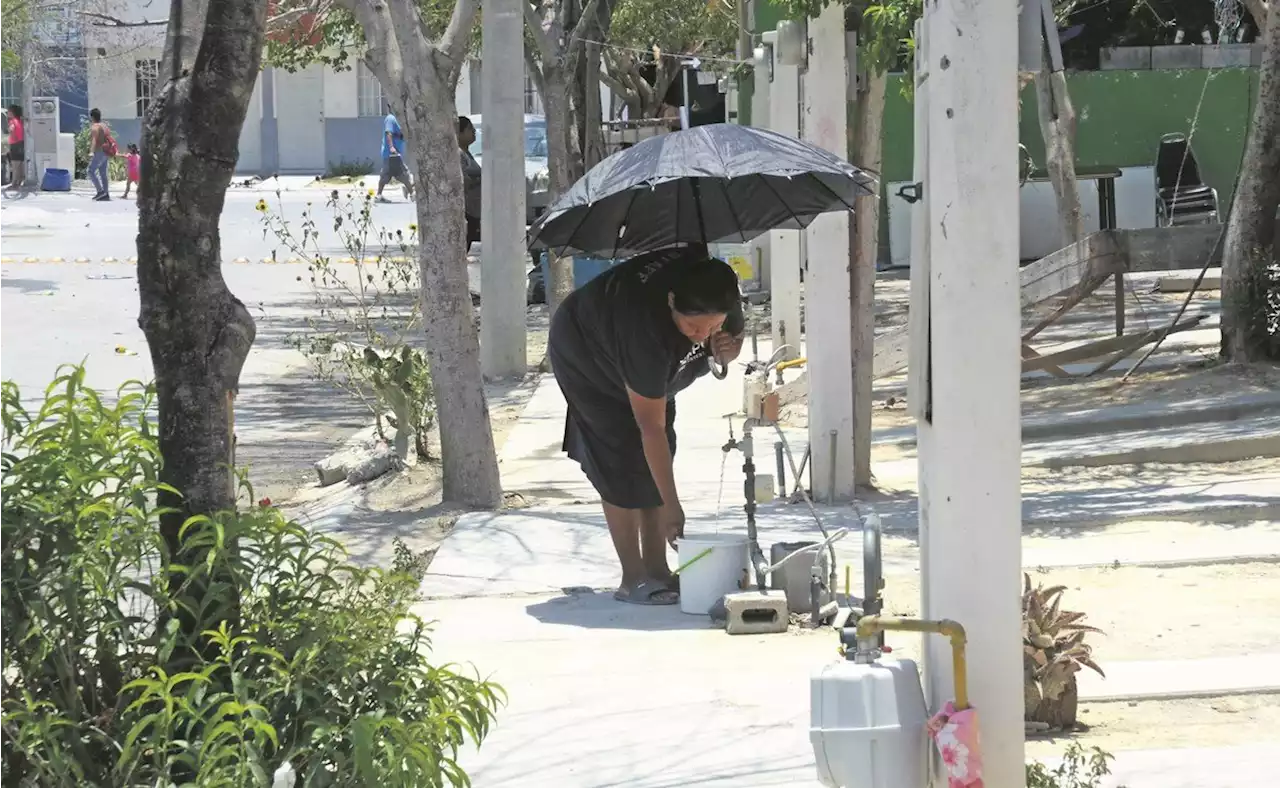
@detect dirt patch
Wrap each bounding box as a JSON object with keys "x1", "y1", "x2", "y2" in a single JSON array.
[
  {"x1": 880, "y1": 562, "x2": 1280, "y2": 663},
  {"x1": 280, "y1": 307, "x2": 551, "y2": 569},
  {"x1": 1026, "y1": 694, "x2": 1280, "y2": 758}
]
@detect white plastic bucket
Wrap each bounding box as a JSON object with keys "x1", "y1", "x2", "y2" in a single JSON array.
[{"x1": 676, "y1": 533, "x2": 749, "y2": 615}]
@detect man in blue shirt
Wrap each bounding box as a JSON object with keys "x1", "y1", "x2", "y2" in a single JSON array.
[{"x1": 376, "y1": 108, "x2": 413, "y2": 203}]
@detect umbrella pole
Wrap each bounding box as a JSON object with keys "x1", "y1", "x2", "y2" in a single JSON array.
[{"x1": 689, "y1": 180, "x2": 708, "y2": 243}]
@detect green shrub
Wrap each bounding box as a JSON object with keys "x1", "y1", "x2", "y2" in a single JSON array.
[
  {"x1": 324, "y1": 159, "x2": 376, "y2": 179},
  {"x1": 1027, "y1": 743, "x2": 1125, "y2": 788},
  {"x1": 1, "y1": 366, "x2": 502, "y2": 786},
  {"x1": 73, "y1": 120, "x2": 128, "y2": 181}
]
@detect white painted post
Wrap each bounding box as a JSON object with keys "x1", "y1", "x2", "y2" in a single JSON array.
[
  {"x1": 802, "y1": 5, "x2": 855, "y2": 502},
  {"x1": 750, "y1": 45, "x2": 773, "y2": 288},
  {"x1": 480, "y1": 0, "x2": 527, "y2": 377},
  {"x1": 915, "y1": 1, "x2": 1025, "y2": 786},
  {"x1": 456, "y1": 62, "x2": 473, "y2": 116},
  {"x1": 768, "y1": 39, "x2": 803, "y2": 362}
]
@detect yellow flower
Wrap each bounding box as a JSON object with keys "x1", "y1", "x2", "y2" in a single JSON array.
[
  {"x1": 367, "y1": 189, "x2": 375, "y2": 198},
  {"x1": 408, "y1": 223, "x2": 418, "y2": 233},
  {"x1": 255, "y1": 199, "x2": 268, "y2": 213}
]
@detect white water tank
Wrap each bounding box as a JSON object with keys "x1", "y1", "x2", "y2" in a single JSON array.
[{"x1": 810, "y1": 657, "x2": 929, "y2": 788}]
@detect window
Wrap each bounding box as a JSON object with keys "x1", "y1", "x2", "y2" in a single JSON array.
[
  {"x1": 1, "y1": 73, "x2": 20, "y2": 113},
  {"x1": 357, "y1": 62, "x2": 385, "y2": 118},
  {"x1": 523, "y1": 71, "x2": 542, "y2": 114},
  {"x1": 135, "y1": 59, "x2": 158, "y2": 118}
]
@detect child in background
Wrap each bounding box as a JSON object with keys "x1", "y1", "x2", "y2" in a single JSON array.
[{"x1": 122, "y1": 144, "x2": 140, "y2": 198}]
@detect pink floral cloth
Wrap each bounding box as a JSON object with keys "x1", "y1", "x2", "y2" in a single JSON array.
[{"x1": 926, "y1": 701, "x2": 983, "y2": 787}]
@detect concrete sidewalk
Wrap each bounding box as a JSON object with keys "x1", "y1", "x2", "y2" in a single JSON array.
[{"x1": 416, "y1": 346, "x2": 1279, "y2": 785}]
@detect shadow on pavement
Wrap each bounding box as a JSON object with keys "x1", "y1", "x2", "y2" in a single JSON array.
[
  {"x1": 525, "y1": 587, "x2": 715, "y2": 633},
  {"x1": 1, "y1": 277, "x2": 59, "y2": 294}
]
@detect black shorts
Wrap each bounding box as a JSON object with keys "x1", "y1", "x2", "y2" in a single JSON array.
[
  {"x1": 383, "y1": 155, "x2": 404, "y2": 176},
  {"x1": 7, "y1": 142, "x2": 24, "y2": 161}
]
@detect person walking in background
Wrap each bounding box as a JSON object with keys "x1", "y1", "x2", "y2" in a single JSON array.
[
  {"x1": 457, "y1": 115, "x2": 482, "y2": 248},
  {"x1": 121, "y1": 144, "x2": 140, "y2": 199},
  {"x1": 4, "y1": 105, "x2": 25, "y2": 193},
  {"x1": 87, "y1": 108, "x2": 116, "y2": 201},
  {"x1": 376, "y1": 108, "x2": 412, "y2": 203}
]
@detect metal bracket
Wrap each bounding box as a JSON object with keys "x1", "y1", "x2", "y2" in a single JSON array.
[{"x1": 896, "y1": 182, "x2": 924, "y2": 204}]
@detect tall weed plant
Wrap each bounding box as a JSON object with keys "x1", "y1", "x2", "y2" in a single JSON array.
[
  {"x1": 258, "y1": 189, "x2": 435, "y2": 460},
  {"x1": 1, "y1": 366, "x2": 502, "y2": 786}
]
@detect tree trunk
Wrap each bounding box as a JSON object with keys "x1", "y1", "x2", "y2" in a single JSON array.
[
  {"x1": 1035, "y1": 60, "x2": 1085, "y2": 247},
  {"x1": 541, "y1": 67, "x2": 579, "y2": 315},
  {"x1": 1221, "y1": 11, "x2": 1280, "y2": 362},
  {"x1": 848, "y1": 69, "x2": 885, "y2": 488},
  {"x1": 396, "y1": 52, "x2": 504, "y2": 507},
  {"x1": 572, "y1": 1, "x2": 611, "y2": 169},
  {"x1": 136, "y1": 0, "x2": 265, "y2": 669}
]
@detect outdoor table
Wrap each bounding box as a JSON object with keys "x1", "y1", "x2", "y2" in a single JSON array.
[{"x1": 1026, "y1": 165, "x2": 1125, "y2": 336}]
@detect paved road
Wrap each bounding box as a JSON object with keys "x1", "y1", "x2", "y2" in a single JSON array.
[
  {"x1": 0, "y1": 186, "x2": 477, "y2": 501},
  {"x1": 3, "y1": 183, "x2": 421, "y2": 261}
]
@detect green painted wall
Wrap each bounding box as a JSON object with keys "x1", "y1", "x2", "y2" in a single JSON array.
[
  {"x1": 741, "y1": 1, "x2": 1258, "y2": 255},
  {"x1": 882, "y1": 68, "x2": 1260, "y2": 208}
]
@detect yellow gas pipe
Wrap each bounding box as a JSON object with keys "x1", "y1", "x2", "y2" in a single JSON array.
[
  {"x1": 854, "y1": 616, "x2": 970, "y2": 711},
  {"x1": 775, "y1": 357, "x2": 808, "y2": 373}
]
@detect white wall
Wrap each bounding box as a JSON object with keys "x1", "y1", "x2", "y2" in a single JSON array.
[
  {"x1": 86, "y1": 43, "x2": 163, "y2": 120},
  {"x1": 237, "y1": 72, "x2": 263, "y2": 173},
  {"x1": 887, "y1": 165, "x2": 1159, "y2": 264},
  {"x1": 324, "y1": 65, "x2": 358, "y2": 118}
]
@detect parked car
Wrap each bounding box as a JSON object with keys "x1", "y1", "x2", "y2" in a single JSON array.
[{"x1": 466, "y1": 113, "x2": 550, "y2": 225}]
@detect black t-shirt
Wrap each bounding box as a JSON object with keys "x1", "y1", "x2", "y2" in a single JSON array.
[{"x1": 556, "y1": 247, "x2": 744, "y2": 404}]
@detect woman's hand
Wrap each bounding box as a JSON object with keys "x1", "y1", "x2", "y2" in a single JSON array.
[
  {"x1": 661, "y1": 502, "x2": 686, "y2": 549},
  {"x1": 710, "y1": 330, "x2": 744, "y2": 364}
]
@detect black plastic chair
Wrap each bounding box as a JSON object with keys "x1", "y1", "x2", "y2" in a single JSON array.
[{"x1": 1154, "y1": 133, "x2": 1220, "y2": 227}]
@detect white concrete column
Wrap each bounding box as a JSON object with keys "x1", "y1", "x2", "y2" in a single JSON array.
[
  {"x1": 749, "y1": 48, "x2": 773, "y2": 286},
  {"x1": 456, "y1": 62, "x2": 473, "y2": 116},
  {"x1": 801, "y1": 5, "x2": 854, "y2": 502},
  {"x1": 480, "y1": 0, "x2": 527, "y2": 377},
  {"x1": 915, "y1": 0, "x2": 1024, "y2": 785},
  {"x1": 768, "y1": 43, "x2": 803, "y2": 362}
]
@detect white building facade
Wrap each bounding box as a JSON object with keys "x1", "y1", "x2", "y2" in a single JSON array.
[{"x1": 84, "y1": 6, "x2": 544, "y2": 175}]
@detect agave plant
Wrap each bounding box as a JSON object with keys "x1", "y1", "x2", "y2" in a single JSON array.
[{"x1": 1023, "y1": 573, "x2": 1105, "y2": 729}]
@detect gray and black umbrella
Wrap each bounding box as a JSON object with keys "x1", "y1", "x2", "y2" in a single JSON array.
[{"x1": 527, "y1": 123, "x2": 877, "y2": 259}]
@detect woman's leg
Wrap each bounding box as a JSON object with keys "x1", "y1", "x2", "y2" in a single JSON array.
[
  {"x1": 638, "y1": 507, "x2": 675, "y2": 582},
  {"x1": 604, "y1": 502, "x2": 677, "y2": 603},
  {"x1": 602, "y1": 502, "x2": 646, "y2": 587}
]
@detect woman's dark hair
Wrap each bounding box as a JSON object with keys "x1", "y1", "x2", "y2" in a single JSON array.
[
  {"x1": 670, "y1": 255, "x2": 740, "y2": 316},
  {"x1": 89, "y1": 108, "x2": 101, "y2": 122},
  {"x1": 8, "y1": 105, "x2": 21, "y2": 120},
  {"x1": 457, "y1": 116, "x2": 474, "y2": 133}
]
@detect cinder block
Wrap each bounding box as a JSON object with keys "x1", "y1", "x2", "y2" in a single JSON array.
[
  {"x1": 724, "y1": 591, "x2": 790, "y2": 635},
  {"x1": 1202, "y1": 44, "x2": 1253, "y2": 68},
  {"x1": 1253, "y1": 44, "x2": 1265, "y2": 66},
  {"x1": 1151, "y1": 45, "x2": 1202, "y2": 70},
  {"x1": 1100, "y1": 47, "x2": 1151, "y2": 71}
]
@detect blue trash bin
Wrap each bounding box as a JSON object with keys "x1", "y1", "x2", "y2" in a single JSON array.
[
  {"x1": 41, "y1": 168, "x2": 72, "y2": 192},
  {"x1": 538, "y1": 252, "x2": 618, "y2": 291}
]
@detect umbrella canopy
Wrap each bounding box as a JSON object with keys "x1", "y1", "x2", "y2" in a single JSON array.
[{"x1": 528, "y1": 123, "x2": 878, "y2": 259}]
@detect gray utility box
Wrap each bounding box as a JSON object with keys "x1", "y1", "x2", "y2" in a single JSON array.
[{"x1": 770, "y1": 541, "x2": 830, "y2": 614}]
